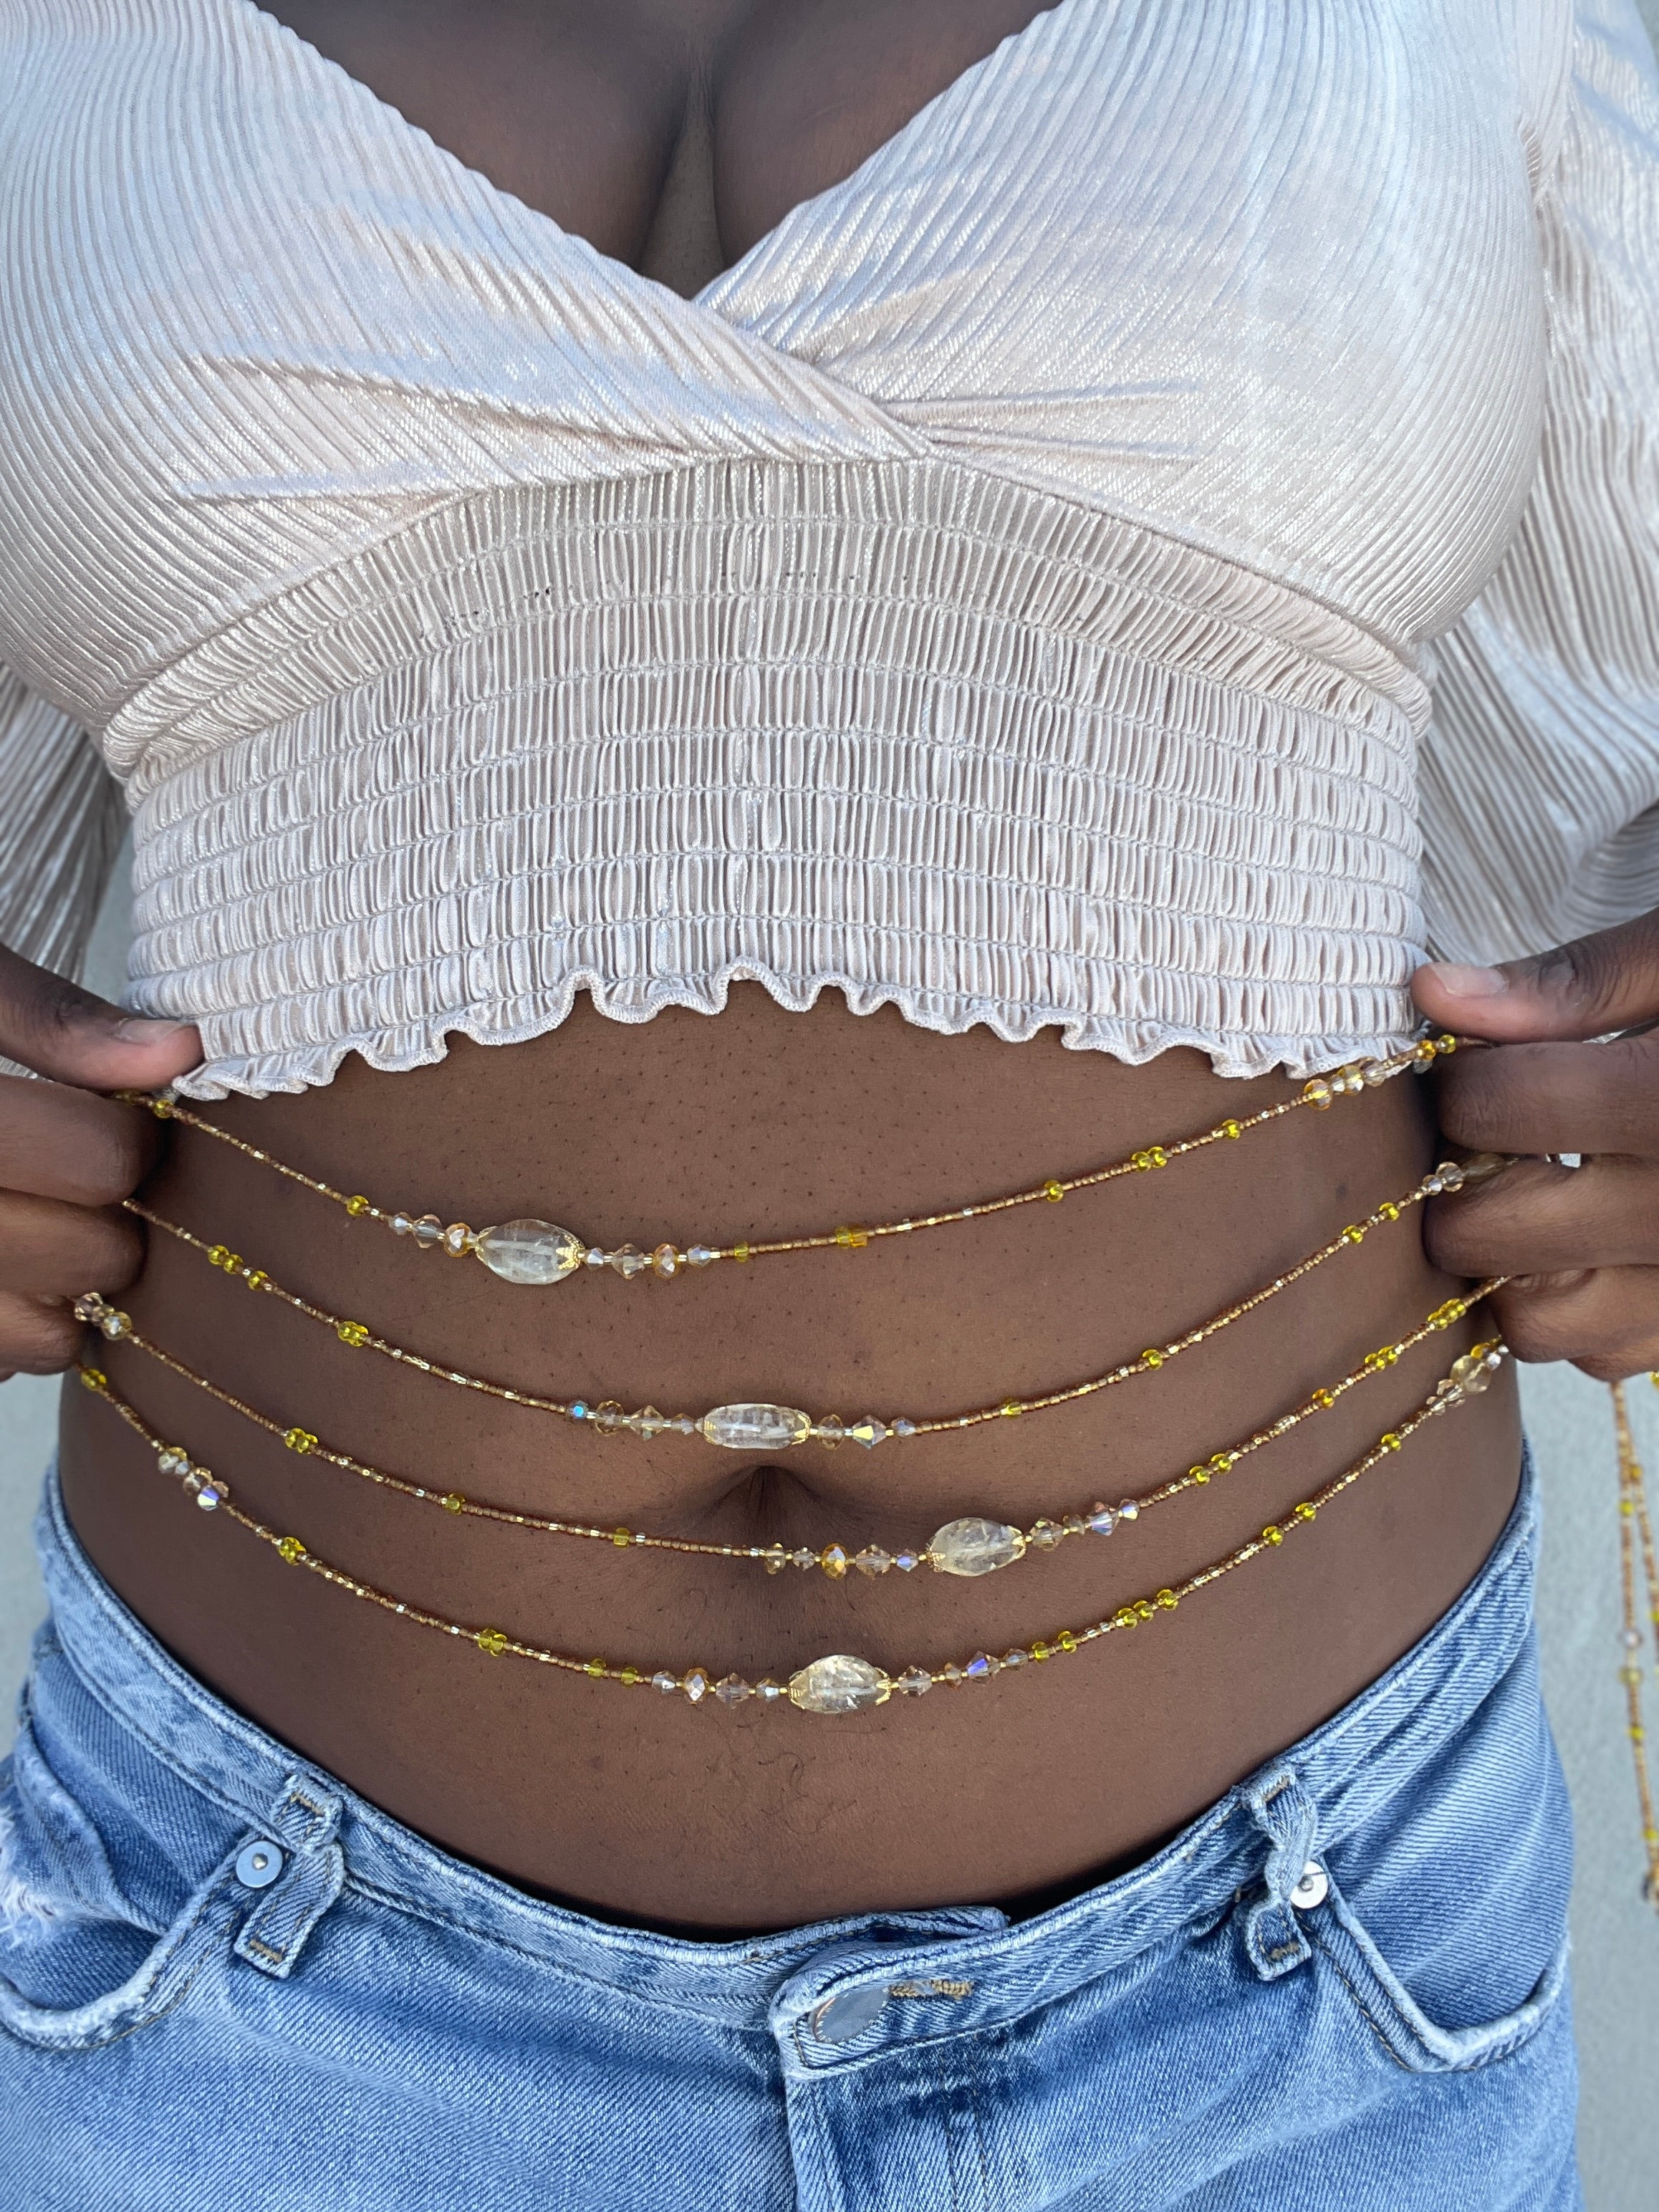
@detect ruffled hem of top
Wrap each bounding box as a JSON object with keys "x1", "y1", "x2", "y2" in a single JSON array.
[{"x1": 156, "y1": 961, "x2": 1423, "y2": 1100}]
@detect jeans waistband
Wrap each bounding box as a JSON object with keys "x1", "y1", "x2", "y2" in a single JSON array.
[{"x1": 29, "y1": 1455, "x2": 1539, "y2": 2040}]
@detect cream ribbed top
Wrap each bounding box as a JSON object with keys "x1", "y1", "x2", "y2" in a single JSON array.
[{"x1": 1, "y1": 0, "x2": 1658, "y2": 1095}]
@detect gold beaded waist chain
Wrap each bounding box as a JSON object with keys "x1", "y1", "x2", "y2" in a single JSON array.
[
  {"x1": 117, "y1": 1037, "x2": 1457, "y2": 1292},
  {"x1": 77, "y1": 1035, "x2": 1521, "y2": 1721}
]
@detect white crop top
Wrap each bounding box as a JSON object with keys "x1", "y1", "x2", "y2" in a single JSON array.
[{"x1": 1, "y1": 0, "x2": 1658, "y2": 1096}]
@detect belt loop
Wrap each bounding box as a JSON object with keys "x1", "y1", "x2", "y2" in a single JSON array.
[
  {"x1": 1241, "y1": 1764, "x2": 1319, "y2": 1981},
  {"x1": 231, "y1": 1771, "x2": 347, "y2": 1981}
]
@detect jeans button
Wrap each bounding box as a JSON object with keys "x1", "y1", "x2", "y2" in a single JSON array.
[
  {"x1": 1289, "y1": 1860, "x2": 1329, "y2": 1910},
  {"x1": 811, "y1": 1982, "x2": 890, "y2": 2044},
  {"x1": 235, "y1": 1840, "x2": 286, "y2": 1890}
]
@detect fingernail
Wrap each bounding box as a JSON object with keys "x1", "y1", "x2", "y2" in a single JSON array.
[
  {"x1": 1420, "y1": 963, "x2": 1509, "y2": 999},
  {"x1": 111, "y1": 1017, "x2": 196, "y2": 1044}
]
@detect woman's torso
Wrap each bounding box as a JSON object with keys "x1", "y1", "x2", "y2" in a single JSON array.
[{"x1": 25, "y1": 0, "x2": 1541, "y2": 1929}]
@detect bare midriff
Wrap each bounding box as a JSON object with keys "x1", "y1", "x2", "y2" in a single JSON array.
[{"x1": 58, "y1": 989, "x2": 1521, "y2": 1932}]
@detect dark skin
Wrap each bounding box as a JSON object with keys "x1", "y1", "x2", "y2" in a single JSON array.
[{"x1": 4, "y1": 0, "x2": 1648, "y2": 1934}]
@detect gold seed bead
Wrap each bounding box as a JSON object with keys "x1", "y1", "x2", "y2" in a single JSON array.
[
  {"x1": 1302, "y1": 1079, "x2": 1333, "y2": 1109},
  {"x1": 1142, "y1": 1349, "x2": 1163, "y2": 1368},
  {"x1": 1380, "y1": 1432, "x2": 1402, "y2": 1451},
  {"x1": 150, "y1": 1097, "x2": 175, "y2": 1119},
  {"x1": 1342, "y1": 1224, "x2": 1366, "y2": 1245},
  {"x1": 620, "y1": 1667, "x2": 640, "y2": 1686},
  {"x1": 1312, "y1": 1389, "x2": 1334, "y2": 1409},
  {"x1": 1135, "y1": 1599, "x2": 1155, "y2": 1621},
  {"x1": 336, "y1": 1322, "x2": 369, "y2": 1347},
  {"x1": 1296, "y1": 1501, "x2": 1317, "y2": 1521},
  {"x1": 1000, "y1": 1398, "x2": 1021, "y2": 1418},
  {"x1": 584, "y1": 1658, "x2": 605, "y2": 1678},
  {"x1": 79, "y1": 1367, "x2": 107, "y2": 1392},
  {"x1": 1044, "y1": 1178, "x2": 1065, "y2": 1201},
  {"x1": 1155, "y1": 1588, "x2": 1178, "y2": 1610},
  {"x1": 1115, "y1": 1606, "x2": 1138, "y2": 1630},
  {"x1": 1057, "y1": 1630, "x2": 1079, "y2": 1652},
  {"x1": 283, "y1": 1428, "x2": 317, "y2": 1454},
  {"x1": 612, "y1": 1526, "x2": 631, "y2": 1547},
  {"x1": 1031, "y1": 1640, "x2": 1052, "y2": 1661},
  {"x1": 1380, "y1": 1203, "x2": 1400, "y2": 1223},
  {"x1": 1223, "y1": 1120, "x2": 1241, "y2": 1138},
  {"x1": 277, "y1": 1536, "x2": 306, "y2": 1563},
  {"x1": 441, "y1": 1493, "x2": 464, "y2": 1513},
  {"x1": 1435, "y1": 1034, "x2": 1458, "y2": 1054},
  {"x1": 208, "y1": 1244, "x2": 229, "y2": 1268},
  {"x1": 835, "y1": 1226, "x2": 870, "y2": 1248},
  {"x1": 245, "y1": 1270, "x2": 266, "y2": 1292},
  {"x1": 1263, "y1": 1525, "x2": 1284, "y2": 1545},
  {"x1": 345, "y1": 1195, "x2": 370, "y2": 1217},
  {"x1": 1190, "y1": 1464, "x2": 1211, "y2": 1484},
  {"x1": 476, "y1": 1629, "x2": 508, "y2": 1656},
  {"x1": 731, "y1": 1244, "x2": 751, "y2": 1264}
]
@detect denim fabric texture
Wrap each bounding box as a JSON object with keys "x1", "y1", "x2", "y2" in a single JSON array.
[{"x1": 0, "y1": 1458, "x2": 1579, "y2": 2211}]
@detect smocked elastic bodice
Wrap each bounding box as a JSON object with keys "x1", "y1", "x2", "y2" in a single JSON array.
[{"x1": 1, "y1": 0, "x2": 1658, "y2": 1092}]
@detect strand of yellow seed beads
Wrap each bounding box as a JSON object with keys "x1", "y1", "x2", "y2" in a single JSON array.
[
  {"x1": 1611, "y1": 1377, "x2": 1659, "y2": 1908},
  {"x1": 115, "y1": 1154, "x2": 1509, "y2": 1452},
  {"x1": 115, "y1": 1037, "x2": 1463, "y2": 1289},
  {"x1": 69, "y1": 1283, "x2": 1504, "y2": 1582},
  {"x1": 75, "y1": 1345, "x2": 1506, "y2": 1716}
]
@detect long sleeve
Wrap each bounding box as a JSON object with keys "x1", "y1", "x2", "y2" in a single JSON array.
[
  {"x1": 1420, "y1": 0, "x2": 1659, "y2": 963},
  {"x1": 0, "y1": 662, "x2": 125, "y2": 981}
]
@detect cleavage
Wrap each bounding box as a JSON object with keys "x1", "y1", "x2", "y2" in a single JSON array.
[{"x1": 250, "y1": 0, "x2": 1059, "y2": 297}]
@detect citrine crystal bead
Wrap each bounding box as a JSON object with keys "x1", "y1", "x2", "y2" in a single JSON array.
[
  {"x1": 819, "y1": 1545, "x2": 849, "y2": 1579},
  {"x1": 442, "y1": 1222, "x2": 474, "y2": 1256},
  {"x1": 1449, "y1": 1352, "x2": 1494, "y2": 1395},
  {"x1": 927, "y1": 1517, "x2": 1026, "y2": 1577},
  {"x1": 788, "y1": 1655, "x2": 893, "y2": 1714},
  {"x1": 701, "y1": 1403, "x2": 813, "y2": 1451},
  {"x1": 652, "y1": 1244, "x2": 679, "y2": 1278},
  {"x1": 475, "y1": 1220, "x2": 585, "y2": 1286}
]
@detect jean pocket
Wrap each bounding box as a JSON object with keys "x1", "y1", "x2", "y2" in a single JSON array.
[
  {"x1": 0, "y1": 1711, "x2": 244, "y2": 2054},
  {"x1": 1300, "y1": 1862, "x2": 1569, "y2": 2074}
]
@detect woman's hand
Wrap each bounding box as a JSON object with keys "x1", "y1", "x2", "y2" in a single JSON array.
[
  {"x1": 0, "y1": 943, "x2": 201, "y2": 1380},
  {"x1": 1413, "y1": 910, "x2": 1659, "y2": 1382}
]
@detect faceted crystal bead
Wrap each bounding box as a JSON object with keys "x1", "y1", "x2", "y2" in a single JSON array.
[
  {"x1": 1001, "y1": 1648, "x2": 1029, "y2": 1668},
  {"x1": 853, "y1": 1548, "x2": 892, "y2": 1577},
  {"x1": 788, "y1": 1654, "x2": 893, "y2": 1714},
  {"x1": 763, "y1": 1548, "x2": 788, "y2": 1574},
  {"x1": 636, "y1": 1407, "x2": 666, "y2": 1437},
  {"x1": 701, "y1": 1403, "x2": 812, "y2": 1451},
  {"x1": 940, "y1": 1663, "x2": 963, "y2": 1686},
  {"x1": 847, "y1": 1418, "x2": 888, "y2": 1449},
  {"x1": 682, "y1": 1668, "x2": 710, "y2": 1703},
  {"x1": 1116, "y1": 1499, "x2": 1140, "y2": 1522},
  {"x1": 1087, "y1": 1504, "x2": 1115, "y2": 1534},
  {"x1": 157, "y1": 1448, "x2": 190, "y2": 1476},
  {"x1": 1028, "y1": 1519, "x2": 1062, "y2": 1550},
  {"x1": 927, "y1": 1517, "x2": 1026, "y2": 1577},
  {"x1": 755, "y1": 1680, "x2": 786, "y2": 1702},
  {"x1": 713, "y1": 1674, "x2": 754, "y2": 1706},
  {"x1": 819, "y1": 1546, "x2": 849, "y2": 1579},
  {"x1": 686, "y1": 1245, "x2": 718, "y2": 1267},
  {"x1": 1449, "y1": 1352, "x2": 1493, "y2": 1395},
  {"x1": 607, "y1": 1244, "x2": 650, "y2": 1279},
  {"x1": 895, "y1": 1668, "x2": 933, "y2": 1696},
  {"x1": 195, "y1": 1482, "x2": 225, "y2": 1511},
  {"x1": 475, "y1": 1220, "x2": 585, "y2": 1286},
  {"x1": 891, "y1": 1419, "x2": 917, "y2": 1438},
  {"x1": 390, "y1": 1212, "x2": 415, "y2": 1237},
  {"x1": 652, "y1": 1671, "x2": 679, "y2": 1694},
  {"x1": 814, "y1": 1415, "x2": 846, "y2": 1447},
  {"x1": 964, "y1": 1653, "x2": 996, "y2": 1681},
  {"x1": 893, "y1": 1549, "x2": 921, "y2": 1573},
  {"x1": 413, "y1": 1213, "x2": 444, "y2": 1247},
  {"x1": 652, "y1": 1244, "x2": 679, "y2": 1279},
  {"x1": 791, "y1": 1549, "x2": 818, "y2": 1570},
  {"x1": 590, "y1": 1402, "x2": 626, "y2": 1433},
  {"x1": 442, "y1": 1221, "x2": 474, "y2": 1256},
  {"x1": 98, "y1": 1309, "x2": 130, "y2": 1340}
]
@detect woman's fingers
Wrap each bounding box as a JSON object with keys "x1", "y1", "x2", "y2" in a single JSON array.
[
  {"x1": 1484, "y1": 1267, "x2": 1659, "y2": 1383},
  {"x1": 0, "y1": 1072, "x2": 162, "y2": 1204},
  {"x1": 0, "y1": 941, "x2": 200, "y2": 1091},
  {"x1": 1425, "y1": 1155, "x2": 1659, "y2": 1277},
  {"x1": 1413, "y1": 908, "x2": 1659, "y2": 1043},
  {"x1": 1433, "y1": 1035, "x2": 1659, "y2": 1158},
  {"x1": 0, "y1": 1287, "x2": 83, "y2": 1378},
  {"x1": 0, "y1": 1188, "x2": 144, "y2": 1298}
]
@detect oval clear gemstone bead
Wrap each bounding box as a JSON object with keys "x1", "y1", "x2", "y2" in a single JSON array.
[
  {"x1": 701, "y1": 1403, "x2": 812, "y2": 1451},
  {"x1": 475, "y1": 1220, "x2": 586, "y2": 1286},
  {"x1": 926, "y1": 1517, "x2": 1027, "y2": 1577},
  {"x1": 788, "y1": 1655, "x2": 893, "y2": 1714}
]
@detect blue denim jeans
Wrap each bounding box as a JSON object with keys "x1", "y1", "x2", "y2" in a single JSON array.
[{"x1": 1, "y1": 1459, "x2": 1579, "y2": 2211}]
